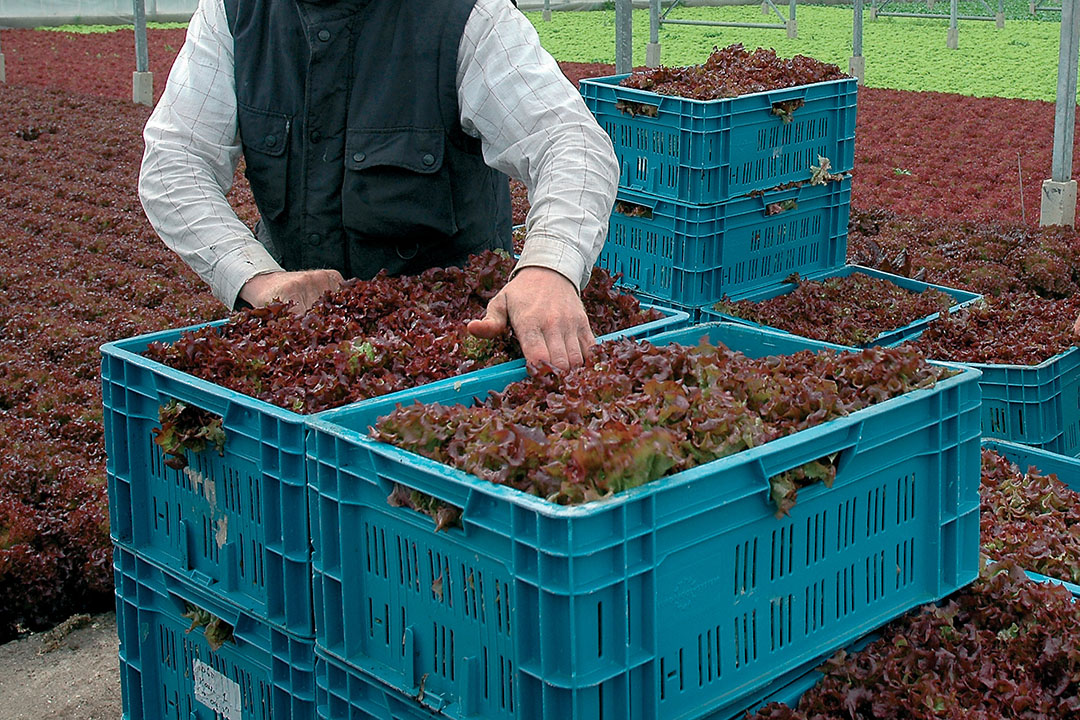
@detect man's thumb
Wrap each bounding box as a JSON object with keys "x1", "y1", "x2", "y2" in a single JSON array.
[{"x1": 466, "y1": 294, "x2": 509, "y2": 339}]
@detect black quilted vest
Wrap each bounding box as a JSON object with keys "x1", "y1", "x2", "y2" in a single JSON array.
[{"x1": 224, "y1": 0, "x2": 511, "y2": 279}]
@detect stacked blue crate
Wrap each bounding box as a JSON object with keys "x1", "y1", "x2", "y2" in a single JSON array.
[
  {"x1": 305, "y1": 322, "x2": 983, "y2": 720},
  {"x1": 580, "y1": 73, "x2": 858, "y2": 320},
  {"x1": 101, "y1": 306, "x2": 689, "y2": 719}
]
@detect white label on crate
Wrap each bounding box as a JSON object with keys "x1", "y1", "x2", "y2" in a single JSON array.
[{"x1": 193, "y1": 659, "x2": 242, "y2": 720}]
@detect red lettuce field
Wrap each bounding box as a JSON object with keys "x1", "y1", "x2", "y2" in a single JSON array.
[{"x1": 1, "y1": 27, "x2": 1079, "y2": 643}]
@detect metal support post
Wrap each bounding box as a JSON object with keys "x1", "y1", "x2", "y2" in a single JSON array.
[
  {"x1": 1042, "y1": 0, "x2": 1080, "y2": 226},
  {"x1": 615, "y1": 0, "x2": 632, "y2": 75},
  {"x1": 947, "y1": 0, "x2": 959, "y2": 48},
  {"x1": 133, "y1": 0, "x2": 154, "y2": 105},
  {"x1": 647, "y1": 0, "x2": 661, "y2": 68},
  {"x1": 0, "y1": 33, "x2": 5, "y2": 84},
  {"x1": 786, "y1": 0, "x2": 797, "y2": 38},
  {"x1": 850, "y1": 0, "x2": 866, "y2": 85},
  {"x1": 997, "y1": 0, "x2": 1006, "y2": 27},
  {"x1": 868, "y1": 0, "x2": 877, "y2": 20},
  {"x1": 543, "y1": 0, "x2": 551, "y2": 23}
]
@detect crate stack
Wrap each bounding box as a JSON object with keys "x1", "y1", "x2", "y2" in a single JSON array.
[
  {"x1": 102, "y1": 324, "x2": 319, "y2": 720},
  {"x1": 303, "y1": 321, "x2": 983, "y2": 720},
  {"x1": 101, "y1": 310, "x2": 690, "y2": 720},
  {"x1": 580, "y1": 72, "x2": 859, "y2": 321}
]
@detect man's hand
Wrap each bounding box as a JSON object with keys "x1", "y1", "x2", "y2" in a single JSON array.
[
  {"x1": 1074, "y1": 312, "x2": 1080, "y2": 337},
  {"x1": 238, "y1": 269, "x2": 344, "y2": 314},
  {"x1": 467, "y1": 266, "x2": 595, "y2": 371}
]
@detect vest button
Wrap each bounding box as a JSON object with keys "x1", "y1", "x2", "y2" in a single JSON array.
[
  {"x1": 421, "y1": 153, "x2": 436, "y2": 167},
  {"x1": 309, "y1": 129, "x2": 322, "y2": 144},
  {"x1": 264, "y1": 134, "x2": 277, "y2": 148},
  {"x1": 396, "y1": 242, "x2": 419, "y2": 260},
  {"x1": 352, "y1": 152, "x2": 366, "y2": 163},
  {"x1": 317, "y1": 29, "x2": 331, "y2": 42},
  {"x1": 307, "y1": 232, "x2": 322, "y2": 246}
]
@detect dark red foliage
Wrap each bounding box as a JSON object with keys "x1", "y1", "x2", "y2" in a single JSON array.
[
  {"x1": 373, "y1": 339, "x2": 949, "y2": 515},
  {"x1": 619, "y1": 44, "x2": 847, "y2": 100},
  {"x1": 715, "y1": 271, "x2": 955, "y2": 347},
  {"x1": 145, "y1": 252, "x2": 662, "y2": 415},
  {"x1": 0, "y1": 27, "x2": 186, "y2": 104},
  {"x1": 981, "y1": 449, "x2": 1080, "y2": 585},
  {"x1": 908, "y1": 293, "x2": 1080, "y2": 366},
  {"x1": 747, "y1": 561, "x2": 1080, "y2": 720},
  {"x1": 0, "y1": 81, "x2": 224, "y2": 639},
  {"x1": 848, "y1": 208, "x2": 1080, "y2": 299}
]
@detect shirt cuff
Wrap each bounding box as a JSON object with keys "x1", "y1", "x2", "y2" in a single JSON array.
[
  {"x1": 514, "y1": 233, "x2": 590, "y2": 293},
  {"x1": 212, "y1": 243, "x2": 285, "y2": 310}
]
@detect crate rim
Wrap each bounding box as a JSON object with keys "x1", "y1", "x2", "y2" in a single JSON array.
[
  {"x1": 613, "y1": 173, "x2": 851, "y2": 210},
  {"x1": 307, "y1": 321, "x2": 982, "y2": 519},
  {"x1": 707, "y1": 263, "x2": 982, "y2": 347},
  {"x1": 579, "y1": 73, "x2": 857, "y2": 105},
  {"x1": 943, "y1": 343, "x2": 1079, "y2": 373},
  {"x1": 980, "y1": 437, "x2": 1080, "y2": 598},
  {"x1": 98, "y1": 303, "x2": 686, "y2": 422}
]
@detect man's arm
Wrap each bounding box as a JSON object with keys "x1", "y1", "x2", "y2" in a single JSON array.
[
  {"x1": 140, "y1": 0, "x2": 337, "y2": 311},
  {"x1": 457, "y1": 0, "x2": 619, "y2": 370}
]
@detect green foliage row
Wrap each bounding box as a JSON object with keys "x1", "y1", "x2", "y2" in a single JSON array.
[
  {"x1": 524, "y1": 3, "x2": 1072, "y2": 101},
  {"x1": 34, "y1": 22, "x2": 187, "y2": 33}
]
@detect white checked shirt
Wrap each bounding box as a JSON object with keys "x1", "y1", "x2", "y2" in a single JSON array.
[{"x1": 139, "y1": 0, "x2": 619, "y2": 309}]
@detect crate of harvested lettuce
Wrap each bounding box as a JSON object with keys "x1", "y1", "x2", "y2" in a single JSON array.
[
  {"x1": 305, "y1": 321, "x2": 981, "y2": 720},
  {"x1": 979, "y1": 439, "x2": 1080, "y2": 598},
  {"x1": 99, "y1": 251, "x2": 684, "y2": 637},
  {"x1": 579, "y1": 44, "x2": 857, "y2": 205},
  {"x1": 704, "y1": 264, "x2": 981, "y2": 348},
  {"x1": 601, "y1": 175, "x2": 852, "y2": 308}
]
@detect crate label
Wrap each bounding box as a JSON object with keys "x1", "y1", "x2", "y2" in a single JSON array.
[{"x1": 193, "y1": 659, "x2": 242, "y2": 720}]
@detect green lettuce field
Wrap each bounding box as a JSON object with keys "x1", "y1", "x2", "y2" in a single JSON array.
[{"x1": 524, "y1": 3, "x2": 1071, "y2": 101}]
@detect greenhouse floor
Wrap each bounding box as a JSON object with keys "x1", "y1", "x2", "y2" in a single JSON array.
[{"x1": 0, "y1": 612, "x2": 120, "y2": 720}]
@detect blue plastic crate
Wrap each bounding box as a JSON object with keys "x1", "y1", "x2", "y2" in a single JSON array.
[
  {"x1": 981, "y1": 438, "x2": 1080, "y2": 597},
  {"x1": 702, "y1": 265, "x2": 981, "y2": 348},
  {"x1": 742, "y1": 558, "x2": 1080, "y2": 716},
  {"x1": 580, "y1": 75, "x2": 857, "y2": 205},
  {"x1": 600, "y1": 178, "x2": 851, "y2": 306},
  {"x1": 314, "y1": 645, "x2": 839, "y2": 720},
  {"x1": 114, "y1": 546, "x2": 316, "y2": 720},
  {"x1": 102, "y1": 321, "x2": 316, "y2": 635},
  {"x1": 100, "y1": 307, "x2": 685, "y2": 637},
  {"x1": 305, "y1": 321, "x2": 982, "y2": 720},
  {"x1": 316, "y1": 649, "x2": 445, "y2": 720},
  {"x1": 961, "y1": 348, "x2": 1080, "y2": 456}
]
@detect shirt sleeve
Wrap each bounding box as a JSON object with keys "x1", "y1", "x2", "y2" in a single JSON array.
[
  {"x1": 457, "y1": 0, "x2": 619, "y2": 292},
  {"x1": 138, "y1": 0, "x2": 282, "y2": 309}
]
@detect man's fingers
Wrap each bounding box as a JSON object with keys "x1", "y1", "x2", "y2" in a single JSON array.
[
  {"x1": 576, "y1": 324, "x2": 597, "y2": 365},
  {"x1": 516, "y1": 325, "x2": 552, "y2": 368},
  {"x1": 467, "y1": 293, "x2": 510, "y2": 339},
  {"x1": 560, "y1": 330, "x2": 585, "y2": 371},
  {"x1": 1074, "y1": 312, "x2": 1080, "y2": 337}
]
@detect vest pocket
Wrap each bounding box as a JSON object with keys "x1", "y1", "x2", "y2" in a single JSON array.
[
  {"x1": 342, "y1": 127, "x2": 458, "y2": 238},
  {"x1": 238, "y1": 104, "x2": 291, "y2": 222}
]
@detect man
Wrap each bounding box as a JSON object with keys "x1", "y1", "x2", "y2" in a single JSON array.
[{"x1": 139, "y1": 0, "x2": 618, "y2": 371}]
